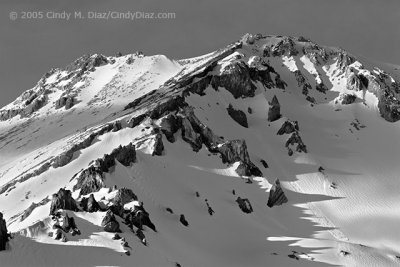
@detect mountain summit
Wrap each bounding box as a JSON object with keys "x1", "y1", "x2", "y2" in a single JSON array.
[{"x1": 1, "y1": 34, "x2": 400, "y2": 267}]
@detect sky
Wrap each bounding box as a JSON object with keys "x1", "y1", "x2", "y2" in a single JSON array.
[{"x1": 1, "y1": 0, "x2": 399, "y2": 108}]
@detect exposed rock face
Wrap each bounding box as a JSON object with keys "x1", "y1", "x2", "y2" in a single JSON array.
[
  {"x1": 336, "y1": 93, "x2": 357, "y2": 105},
  {"x1": 80, "y1": 194, "x2": 101, "y2": 212},
  {"x1": 217, "y1": 140, "x2": 262, "y2": 177},
  {"x1": 151, "y1": 132, "x2": 164, "y2": 156},
  {"x1": 316, "y1": 82, "x2": 328, "y2": 94},
  {"x1": 275, "y1": 74, "x2": 287, "y2": 89},
  {"x1": 211, "y1": 61, "x2": 257, "y2": 98},
  {"x1": 268, "y1": 95, "x2": 281, "y2": 122},
  {"x1": 277, "y1": 120, "x2": 298, "y2": 135},
  {"x1": 73, "y1": 166, "x2": 105, "y2": 195},
  {"x1": 294, "y1": 70, "x2": 312, "y2": 95},
  {"x1": 102, "y1": 210, "x2": 120, "y2": 233},
  {"x1": 159, "y1": 114, "x2": 181, "y2": 142},
  {"x1": 0, "y1": 213, "x2": 8, "y2": 251},
  {"x1": 346, "y1": 70, "x2": 364, "y2": 91},
  {"x1": 378, "y1": 91, "x2": 400, "y2": 122},
  {"x1": 125, "y1": 205, "x2": 156, "y2": 231},
  {"x1": 112, "y1": 121, "x2": 122, "y2": 132},
  {"x1": 271, "y1": 37, "x2": 299, "y2": 57},
  {"x1": 260, "y1": 159, "x2": 269, "y2": 168},
  {"x1": 127, "y1": 114, "x2": 147, "y2": 128},
  {"x1": 55, "y1": 95, "x2": 75, "y2": 110},
  {"x1": 113, "y1": 188, "x2": 137, "y2": 206},
  {"x1": 285, "y1": 132, "x2": 307, "y2": 154},
  {"x1": 96, "y1": 143, "x2": 136, "y2": 172},
  {"x1": 236, "y1": 197, "x2": 253, "y2": 213},
  {"x1": 49, "y1": 188, "x2": 79, "y2": 215},
  {"x1": 53, "y1": 150, "x2": 75, "y2": 168},
  {"x1": 267, "y1": 179, "x2": 288, "y2": 207},
  {"x1": 181, "y1": 117, "x2": 202, "y2": 151},
  {"x1": 227, "y1": 104, "x2": 248, "y2": 128}
]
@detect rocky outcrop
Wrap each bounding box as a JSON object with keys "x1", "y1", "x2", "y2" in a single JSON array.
[
  {"x1": 151, "y1": 132, "x2": 164, "y2": 156},
  {"x1": 102, "y1": 210, "x2": 120, "y2": 233},
  {"x1": 336, "y1": 93, "x2": 357, "y2": 105},
  {"x1": 112, "y1": 121, "x2": 122, "y2": 132},
  {"x1": 124, "y1": 204, "x2": 156, "y2": 231},
  {"x1": 217, "y1": 140, "x2": 262, "y2": 177},
  {"x1": 55, "y1": 95, "x2": 75, "y2": 110},
  {"x1": 181, "y1": 117, "x2": 202, "y2": 151},
  {"x1": 127, "y1": 114, "x2": 147, "y2": 128},
  {"x1": 179, "y1": 214, "x2": 189, "y2": 226},
  {"x1": 113, "y1": 188, "x2": 137, "y2": 206},
  {"x1": 80, "y1": 194, "x2": 101, "y2": 212},
  {"x1": 285, "y1": 132, "x2": 307, "y2": 154},
  {"x1": 159, "y1": 114, "x2": 181, "y2": 142},
  {"x1": 271, "y1": 37, "x2": 299, "y2": 57},
  {"x1": 73, "y1": 166, "x2": 105, "y2": 195},
  {"x1": 277, "y1": 120, "x2": 298, "y2": 135},
  {"x1": 211, "y1": 61, "x2": 257, "y2": 98},
  {"x1": 316, "y1": 82, "x2": 328, "y2": 94},
  {"x1": 275, "y1": 74, "x2": 287, "y2": 89},
  {"x1": 294, "y1": 70, "x2": 312, "y2": 95},
  {"x1": 268, "y1": 95, "x2": 281, "y2": 122},
  {"x1": 49, "y1": 188, "x2": 79, "y2": 215},
  {"x1": 96, "y1": 143, "x2": 136, "y2": 172},
  {"x1": 267, "y1": 179, "x2": 288, "y2": 207},
  {"x1": 236, "y1": 197, "x2": 253, "y2": 213},
  {"x1": 378, "y1": 90, "x2": 400, "y2": 122},
  {"x1": 227, "y1": 104, "x2": 248, "y2": 128}
]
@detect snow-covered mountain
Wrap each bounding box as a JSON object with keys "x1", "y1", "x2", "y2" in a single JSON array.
[{"x1": 1, "y1": 33, "x2": 400, "y2": 267}]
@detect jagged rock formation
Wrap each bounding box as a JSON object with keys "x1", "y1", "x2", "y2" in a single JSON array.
[
  {"x1": 277, "y1": 120, "x2": 299, "y2": 135},
  {"x1": 217, "y1": 139, "x2": 262, "y2": 176},
  {"x1": 55, "y1": 95, "x2": 75, "y2": 110},
  {"x1": 97, "y1": 143, "x2": 136, "y2": 172},
  {"x1": 127, "y1": 114, "x2": 147, "y2": 128},
  {"x1": 267, "y1": 179, "x2": 288, "y2": 207},
  {"x1": 236, "y1": 197, "x2": 253, "y2": 213},
  {"x1": 151, "y1": 132, "x2": 164, "y2": 156},
  {"x1": 227, "y1": 104, "x2": 248, "y2": 128},
  {"x1": 124, "y1": 205, "x2": 156, "y2": 231},
  {"x1": 49, "y1": 188, "x2": 79, "y2": 215},
  {"x1": 285, "y1": 132, "x2": 307, "y2": 154},
  {"x1": 336, "y1": 93, "x2": 357, "y2": 105},
  {"x1": 113, "y1": 188, "x2": 137, "y2": 206},
  {"x1": 211, "y1": 61, "x2": 257, "y2": 98},
  {"x1": 159, "y1": 114, "x2": 181, "y2": 142},
  {"x1": 80, "y1": 194, "x2": 101, "y2": 212},
  {"x1": 294, "y1": 70, "x2": 312, "y2": 95},
  {"x1": 181, "y1": 117, "x2": 202, "y2": 151},
  {"x1": 73, "y1": 166, "x2": 105, "y2": 196},
  {"x1": 101, "y1": 210, "x2": 120, "y2": 233},
  {"x1": 268, "y1": 95, "x2": 281, "y2": 122}
]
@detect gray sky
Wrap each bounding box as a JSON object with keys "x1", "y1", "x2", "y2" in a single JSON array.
[{"x1": 1, "y1": 0, "x2": 399, "y2": 108}]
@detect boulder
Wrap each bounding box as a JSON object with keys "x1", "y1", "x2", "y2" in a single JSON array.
[
  {"x1": 179, "y1": 214, "x2": 189, "y2": 227},
  {"x1": 268, "y1": 95, "x2": 281, "y2": 122},
  {"x1": 236, "y1": 197, "x2": 253, "y2": 213},
  {"x1": 227, "y1": 104, "x2": 248, "y2": 128},
  {"x1": 49, "y1": 188, "x2": 79, "y2": 215},
  {"x1": 267, "y1": 179, "x2": 288, "y2": 207}
]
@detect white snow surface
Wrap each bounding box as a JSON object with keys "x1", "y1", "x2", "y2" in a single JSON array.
[{"x1": 1, "y1": 35, "x2": 400, "y2": 267}]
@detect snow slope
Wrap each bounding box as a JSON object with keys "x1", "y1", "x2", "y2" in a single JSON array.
[{"x1": 1, "y1": 33, "x2": 400, "y2": 267}]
